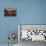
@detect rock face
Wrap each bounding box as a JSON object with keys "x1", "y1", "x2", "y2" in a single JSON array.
[{"x1": 4, "y1": 8, "x2": 16, "y2": 16}]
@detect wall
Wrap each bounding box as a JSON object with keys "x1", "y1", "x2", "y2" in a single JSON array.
[{"x1": 0, "y1": 0, "x2": 46, "y2": 44}]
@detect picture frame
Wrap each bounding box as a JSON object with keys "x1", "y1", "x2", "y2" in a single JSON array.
[{"x1": 4, "y1": 8, "x2": 16, "y2": 16}]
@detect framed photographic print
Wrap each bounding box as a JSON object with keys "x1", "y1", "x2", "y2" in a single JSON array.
[{"x1": 4, "y1": 8, "x2": 16, "y2": 16}]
